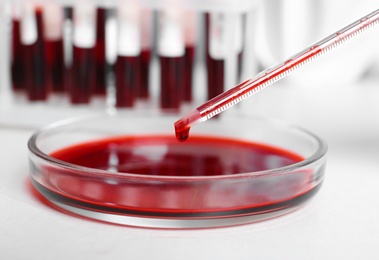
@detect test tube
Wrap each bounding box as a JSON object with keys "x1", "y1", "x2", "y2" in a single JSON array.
[
  {"x1": 43, "y1": 3, "x2": 64, "y2": 93},
  {"x1": 183, "y1": 10, "x2": 196, "y2": 102},
  {"x1": 69, "y1": 3, "x2": 96, "y2": 104},
  {"x1": 158, "y1": 9, "x2": 185, "y2": 111},
  {"x1": 62, "y1": 7, "x2": 73, "y2": 95},
  {"x1": 138, "y1": 8, "x2": 152, "y2": 99},
  {"x1": 11, "y1": 4, "x2": 24, "y2": 92},
  {"x1": 205, "y1": 13, "x2": 224, "y2": 101},
  {"x1": 94, "y1": 7, "x2": 107, "y2": 95},
  {"x1": 205, "y1": 12, "x2": 244, "y2": 100},
  {"x1": 115, "y1": 4, "x2": 141, "y2": 108},
  {"x1": 20, "y1": 3, "x2": 47, "y2": 101}
]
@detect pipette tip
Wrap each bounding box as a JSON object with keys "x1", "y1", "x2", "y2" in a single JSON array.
[{"x1": 174, "y1": 109, "x2": 204, "y2": 142}]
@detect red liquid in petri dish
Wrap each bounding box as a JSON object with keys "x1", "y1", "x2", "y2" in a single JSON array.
[
  {"x1": 69, "y1": 46, "x2": 95, "y2": 104},
  {"x1": 115, "y1": 55, "x2": 140, "y2": 107},
  {"x1": 93, "y1": 8, "x2": 107, "y2": 95},
  {"x1": 35, "y1": 135, "x2": 319, "y2": 218},
  {"x1": 44, "y1": 39, "x2": 64, "y2": 92},
  {"x1": 159, "y1": 56, "x2": 185, "y2": 110},
  {"x1": 11, "y1": 19, "x2": 25, "y2": 91}
]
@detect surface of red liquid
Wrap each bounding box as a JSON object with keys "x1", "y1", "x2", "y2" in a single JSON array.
[
  {"x1": 35, "y1": 135, "x2": 319, "y2": 218},
  {"x1": 69, "y1": 46, "x2": 95, "y2": 104},
  {"x1": 138, "y1": 49, "x2": 151, "y2": 99},
  {"x1": 11, "y1": 19, "x2": 25, "y2": 91},
  {"x1": 94, "y1": 8, "x2": 107, "y2": 95},
  {"x1": 51, "y1": 135, "x2": 304, "y2": 176},
  {"x1": 44, "y1": 39, "x2": 64, "y2": 92},
  {"x1": 115, "y1": 55, "x2": 140, "y2": 107},
  {"x1": 159, "y1": 56, "x2": 184, "y2": 110}
]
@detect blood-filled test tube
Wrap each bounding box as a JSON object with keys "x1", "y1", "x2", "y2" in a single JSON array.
[
  {"x1": 94, "y1": 7, "x2": 107, "y2": 95},
  {"x1": 115, "y1": 5, "x2": 141, "y2": 108},
  {"x1": 139, "y1": 49, "x2": 151, "y2": 99},
  {"x1": 115, "y1": 56, "x2": 140, "y2": 107},
  {"x1": 43, "y1": 4, "x2": 64, "y2": 93},
  {"x1": 20, "y1": 4, "x2": 47, "y2": 101},
  {"x1": 183, "y1": 11, "x2": 196, "y2": 102},
  {"x1": 158, "y1": 9, "x2": 185, "y2": 111},
  {"x1": 69, "y1": 3, "x2": 96, "y2": 104},
  {"x1": 205, "y1": 13, "x2": 244, "y2": 101},
  {"x1": 62, "y1": 7, "x2": 73, "y2": 94},
  {"x1": 138, "y1": 8, "x2": 152, "y2": 99},
  {"x1": 205, "y1": 13, "x2": 224, "y2": 101},
  {"x1": 11, "y1": 5, "x2": 24, "y2": 92}
]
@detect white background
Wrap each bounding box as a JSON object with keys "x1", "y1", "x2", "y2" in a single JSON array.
[{"x1": 1, "y1": 0, "x2": 379, "y2": 259}]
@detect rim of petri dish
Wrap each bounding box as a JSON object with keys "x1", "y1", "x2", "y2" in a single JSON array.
[
  {"x1": 28, "y1": 112, "x2": 328, "y2": 181},
  {"x1": 28, "y1": 111, "x2": 328, "y2": 229}
]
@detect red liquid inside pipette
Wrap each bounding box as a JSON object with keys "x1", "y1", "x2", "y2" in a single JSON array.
[
  {"x1": 175, "y1": 9, "x2": 379, "y2": 141},
  {"x1": 174, "y1": 109, "x2": 202, "y2": 142},
  {"x1": 174, "y1": 120, "x2": 191, "y2": 142}
]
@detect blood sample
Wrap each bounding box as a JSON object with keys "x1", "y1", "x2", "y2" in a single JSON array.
[
  {"x1": 158, "y1": 9, "x2": 185, "y2": 111},
  {"x1": 205, "y1": 13, "x2": 244, "y2": 100},
  {"x1": 183, "y1": 11, "x2": 196, "y2": 102},
  {"x1": 138, "y1": 8, "x2": 152, "y2": 99},
  {"x1": 20, "y1": 4, "x2": 47, "y2": 101},
  {"x1": 138, "y1": 49, "x2": 151, "y2": 99},
  {"x1": 71, "y1": 46, "x2": 95, "y2": 104},
  {"x1": 11, "y1": 5, "x2": 24, "y2": 92},
  {"x1": 115, "y1": 4, "x2": 141, "y2": 108},
  {"x1": 69, "y1": 3, "x2": 96, "y2": 104},
  {"x1": 159, "y1": 56, "x2": 184, "y2": 110},
  {"x1": 184, "y1": 46, "x2": 195, "y2": 102},
  {"x1": 94, "y1": 7, "x2": 107, "y2": 95},
  {"x1": 205, "y1": 13, "x2": 223, "y2": 101},
  {"x1": 43, "y1": 4, "x2": 64, "y2": 93},
  {"x1": 115, "y1": 56, "x2": 140, "y2": 107},
  {"x1": 62, "y1": 7, "x2": 73, "y2": 94}
]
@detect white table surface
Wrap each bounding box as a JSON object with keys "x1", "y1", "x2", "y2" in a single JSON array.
[{"x1": 1, "y1": 80, "x2": 379, "y2": 259}]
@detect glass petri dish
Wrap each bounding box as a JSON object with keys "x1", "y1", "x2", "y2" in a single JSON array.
[{"x1": 28, "y1": 112, "x2": 327, "y2": 229}]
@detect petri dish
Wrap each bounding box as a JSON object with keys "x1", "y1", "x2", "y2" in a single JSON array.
[{"x1": 28, "y1": 112, "x2": 327, "y2": 229}]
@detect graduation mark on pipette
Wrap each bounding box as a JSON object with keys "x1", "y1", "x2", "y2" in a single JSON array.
[{"x1": 175, "y1": 8, "x2": 379, "y2": 142}]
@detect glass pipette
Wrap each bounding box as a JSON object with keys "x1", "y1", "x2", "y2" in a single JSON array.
[{"x1": 175, "y1": 8, "x2": 379, "y2": 141}]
